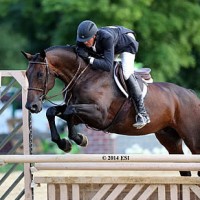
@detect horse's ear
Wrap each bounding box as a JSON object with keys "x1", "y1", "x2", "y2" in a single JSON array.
[
  {"x1": 40, "y1": 50, "x2": 46, "y2": 59},
  {"x1": 21, "y1": 51, "x2": 33, "y2": 61}
]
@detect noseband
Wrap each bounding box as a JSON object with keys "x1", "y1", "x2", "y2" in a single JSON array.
[{"x1": 28, "y1": 59, "x2": 50, "y2": 100}]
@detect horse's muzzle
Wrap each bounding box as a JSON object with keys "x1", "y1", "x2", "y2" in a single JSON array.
[{"x1": 25, "y1": 101, "x2": 42, "y2": 113}]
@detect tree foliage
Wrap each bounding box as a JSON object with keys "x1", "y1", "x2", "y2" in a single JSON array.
[{"x1": 0, "y1": 0, "x2": 200, "y2": 91}]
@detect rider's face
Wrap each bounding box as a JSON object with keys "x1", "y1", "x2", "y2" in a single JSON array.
[{"x1": 84, "y1": 36, "x2": 95, "y2": 48}]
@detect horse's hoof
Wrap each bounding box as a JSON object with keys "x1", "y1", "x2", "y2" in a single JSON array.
[
  {"x1": 60, "y1": 139, "x2": 72, "y2": 153},
  {"x1": 79, "y1": 133, "x2": 88, "y2": 147}
]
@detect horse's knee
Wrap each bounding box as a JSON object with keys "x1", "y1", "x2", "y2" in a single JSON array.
[
  {"x1": 64, "y1": 105, "x2": 76, "y2": 115},
  {"x1": 46, "y1": 107, "x2": 57, "y2": 119}
]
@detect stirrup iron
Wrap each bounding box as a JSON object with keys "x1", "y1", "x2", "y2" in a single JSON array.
[{"x1": 133, "y1": 113, "x2": 150, "y2": 129}]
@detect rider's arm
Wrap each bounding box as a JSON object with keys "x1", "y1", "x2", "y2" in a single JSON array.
[{"x1": 89, "y1": 35, "x2": 114, "y2": 72}]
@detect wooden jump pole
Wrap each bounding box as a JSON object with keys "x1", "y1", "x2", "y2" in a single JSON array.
[
  {"x1": 33, "y1": 162, "x2": 200, "y2": 171},
  {"x1": 1, "y1": 154, "x2": 200, "y2": 164}
]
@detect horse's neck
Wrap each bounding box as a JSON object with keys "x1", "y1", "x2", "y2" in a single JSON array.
[
  {"x1": 48, "y1": 50, "x2": 84, "y2": 84},
  {"x1": 47, "y1": 49, "x2": 121, "y2": 101}
]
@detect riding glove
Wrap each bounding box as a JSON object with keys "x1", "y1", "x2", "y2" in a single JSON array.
[{"x1": 76, "y1": 47, "x2": 90, "y2": 63}]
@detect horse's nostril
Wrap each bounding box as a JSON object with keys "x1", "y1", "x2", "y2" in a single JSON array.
[
  {"x1": 26, "y1": 102, "x2": 39, "y2": 113},
  {"x1": 31, "y1": 104, "x2": 38, "y2": 111}
]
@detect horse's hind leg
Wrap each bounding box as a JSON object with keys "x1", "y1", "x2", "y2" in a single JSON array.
[
  {"x1": 179, "y1": 130, "x2": 200, "y2": 177},
  {"x1": 155, "y1": 128, "x2": 191, "y2": 176}
]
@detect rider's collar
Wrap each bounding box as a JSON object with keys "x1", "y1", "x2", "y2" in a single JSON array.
[{"x1": 91, "y1": 40, "x2": 96, "y2": 52}]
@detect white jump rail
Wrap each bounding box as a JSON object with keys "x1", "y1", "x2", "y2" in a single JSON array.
[
  {"x1": 1, "y1": 155, "x2": 200, "y2": 199},
  {"x1": 11, "y1": 154, "x2": 197, "y2": 200},
  {"x1": 33, "y1": 162, "x2": 200, "y2": 171},
  {"x1": 1, "y1": 154, "x2": 200, "y2": 171},
  {"x1": 1, "y1": 154, "x2": 200, "y2": 163}
]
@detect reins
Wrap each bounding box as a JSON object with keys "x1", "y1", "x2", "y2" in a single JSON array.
[
  {"x1": 45, "y1": 60, "x2": 89, "y2": 106},
  {"x1": 28, "y1": 57, "x2": 89, "y2": 105},
  {"x1": 28, "y1": 52, "x2": 129, "y2": 132}
]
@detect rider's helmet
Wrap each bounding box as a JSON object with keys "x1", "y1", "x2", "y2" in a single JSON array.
[{"x1": 76, "y1": 20, "x2": 98, "y2": 42}]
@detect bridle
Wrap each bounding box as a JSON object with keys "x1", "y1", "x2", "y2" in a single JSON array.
[
  {"x1": 28, "y1": 58, "x2": 50, "y2": 101},
  {"x1": 28, "y1": 57, "x2": 89, "y2": 103}
]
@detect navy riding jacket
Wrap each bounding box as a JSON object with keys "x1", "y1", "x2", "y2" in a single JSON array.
[{"x1": 77, "y1": 26, "x2": 139, "y2": 71}]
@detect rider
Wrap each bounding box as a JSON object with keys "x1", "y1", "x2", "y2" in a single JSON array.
[{"x1": 76, "y1": 20, "x2": 150, "y2": 129}]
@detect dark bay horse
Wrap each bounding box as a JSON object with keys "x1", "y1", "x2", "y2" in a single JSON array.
[{"x1": 23, "y1": 45, "x2": 200, "y2": 176}]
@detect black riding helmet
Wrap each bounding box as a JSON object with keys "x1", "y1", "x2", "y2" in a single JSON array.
[{"x1": 77, "y1": 20, "x2": 98, "y2": 42}]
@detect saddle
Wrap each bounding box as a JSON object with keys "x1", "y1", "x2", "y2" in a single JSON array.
[{"x1": 114, "y1": 62, "x2": 153, "y2": 98}]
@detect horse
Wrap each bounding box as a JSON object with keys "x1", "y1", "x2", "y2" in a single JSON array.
[{"x1": 23, "y1": 45, "x2": 200, "y2": 177}]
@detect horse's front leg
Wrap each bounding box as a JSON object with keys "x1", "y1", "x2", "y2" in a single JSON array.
[{"x1": 46, "y1": 105, "x2": 72, "y2": 152}]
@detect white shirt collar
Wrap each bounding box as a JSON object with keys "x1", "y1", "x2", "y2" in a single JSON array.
[{"x1": 91, "y1": 41, "x2": 96, "y2": 52}]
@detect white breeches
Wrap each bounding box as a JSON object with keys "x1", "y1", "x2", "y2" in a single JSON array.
[
  {"x1": 115, "y1": 33, "x2": 136, "y2": 80},
  {"x1": 115, "y1": 52, "x2": 135, "y2": 80},
  {"x1": 120, "y1": 52, "x2": 135, "y2": 80}
]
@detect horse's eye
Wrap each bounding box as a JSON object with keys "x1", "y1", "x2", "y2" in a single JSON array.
[{"x1": 37, "y1": 72, "x2": 44, "y2": 78}]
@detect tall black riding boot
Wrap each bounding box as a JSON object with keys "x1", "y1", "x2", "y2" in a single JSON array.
[{"x1": 126, "y1": 75, "x2": 150, "y2": 129}]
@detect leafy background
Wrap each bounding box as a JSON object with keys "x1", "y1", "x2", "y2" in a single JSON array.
[{"x1": 1, "y1": 0, "x2": 200, "y2": 93}]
